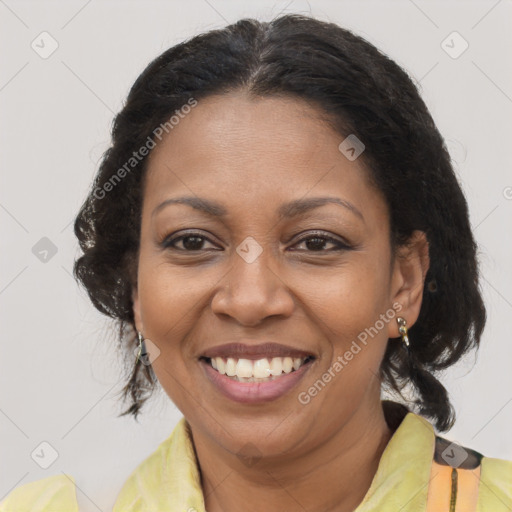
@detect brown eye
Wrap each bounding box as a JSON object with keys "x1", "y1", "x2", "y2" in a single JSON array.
[
  {"x1": 162, "y1": 231, "x2": 220, "y2": 251},
  {"x1": 290, "y1": 231, "x2": 351, "y2": 252}
]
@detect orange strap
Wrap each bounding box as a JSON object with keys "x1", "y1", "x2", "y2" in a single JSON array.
[{"x1": 426, "y1": 460, "x2": 481, "y2": 512}]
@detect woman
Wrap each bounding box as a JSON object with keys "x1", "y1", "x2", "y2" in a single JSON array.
[{"x1": 2, "y1": 13, "x2": 511, "y2": 512}]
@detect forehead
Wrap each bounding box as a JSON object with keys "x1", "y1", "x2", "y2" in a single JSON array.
[{"x1": 143, "y1": 91, "x2": 386, "y2": 221}]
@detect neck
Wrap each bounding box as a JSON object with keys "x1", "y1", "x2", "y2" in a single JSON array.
[{"x1": 193, "y1": 399, "x2": 395, "y2": 512}]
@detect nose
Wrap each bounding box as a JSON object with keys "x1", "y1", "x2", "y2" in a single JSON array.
[{"x1": 210, "y1": 245, "x2": 295, "y2": 327}]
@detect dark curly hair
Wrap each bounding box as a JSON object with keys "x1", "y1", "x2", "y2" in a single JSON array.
[{"x1": 73, "y1": 13, "x2": 486, "y2": 432}]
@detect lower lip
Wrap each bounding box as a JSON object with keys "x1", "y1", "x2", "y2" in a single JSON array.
[{"x1": 200, "y1": 359, "x2": 314, "y2": 404}]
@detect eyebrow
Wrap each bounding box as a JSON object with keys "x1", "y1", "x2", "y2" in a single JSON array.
[{"x1": 152, "y1": 195, "x2": 364, "y2": 222}]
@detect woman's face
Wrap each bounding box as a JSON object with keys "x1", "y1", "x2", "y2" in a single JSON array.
[{"x1": 132, "y1": 91, "x2": 427, "y2": 460}]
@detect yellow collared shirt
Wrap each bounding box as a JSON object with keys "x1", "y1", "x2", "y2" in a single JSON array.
[{"x1": 1, "y1": 407, "x2": 511, "y2": 511}]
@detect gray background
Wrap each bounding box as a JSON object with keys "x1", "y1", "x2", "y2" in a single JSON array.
[{"x1": 1, "y1": 1, "x2": 511, "y2": 510}]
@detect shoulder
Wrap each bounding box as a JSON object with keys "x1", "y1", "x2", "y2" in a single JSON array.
[
  {"x1": 112, "y1": 418, "x2": 204, "y2": 512},
  {"x1": 479, "y1": 454, "x2": 512, "y2": 508},
  {"x1": 0, "y1": 474, "x2": 78, "y2": 512}
]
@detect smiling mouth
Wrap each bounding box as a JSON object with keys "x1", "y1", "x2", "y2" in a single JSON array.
[{"x1": 200, "y1": 355, "x2": 315, "y2": 382}]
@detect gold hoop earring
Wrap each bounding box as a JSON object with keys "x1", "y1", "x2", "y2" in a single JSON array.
[{"x1": 396, "y1": 317, "x2": 410, "y2": 348}]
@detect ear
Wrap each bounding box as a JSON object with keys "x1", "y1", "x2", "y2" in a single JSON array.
[
  {"x1": 132, "y1": 286, "x2": 143, "y2": 334},
  {"x1": 388, "y1": 230, "x2": 430, "y2": 337}
]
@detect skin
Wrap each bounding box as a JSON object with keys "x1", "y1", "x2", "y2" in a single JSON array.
[{"x1": 132, "y1": 91, "x2": 429, "y2": 512}]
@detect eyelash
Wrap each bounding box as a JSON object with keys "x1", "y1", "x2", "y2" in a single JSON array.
[{"x1": 161, "y1": 230, "x2": 351, "y2": 253}]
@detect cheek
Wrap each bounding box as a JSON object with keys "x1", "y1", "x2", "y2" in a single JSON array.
[
  {"x1": 137, "y1": 257, "x2": 215, "y2": 343},
  {"x1": 292, "y1": 254, "x2": 392, "y2": 402},
  {"x1": 294, "y1": 256, "x2": 392, "y2": 344},
  {"x1": 136, "y1": 263, "x2": 200, "y2": 413}
]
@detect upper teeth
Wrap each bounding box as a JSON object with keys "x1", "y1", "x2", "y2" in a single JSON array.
[{"x1": 210, "y1": 356, "x2": 307, "y2": 379}]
